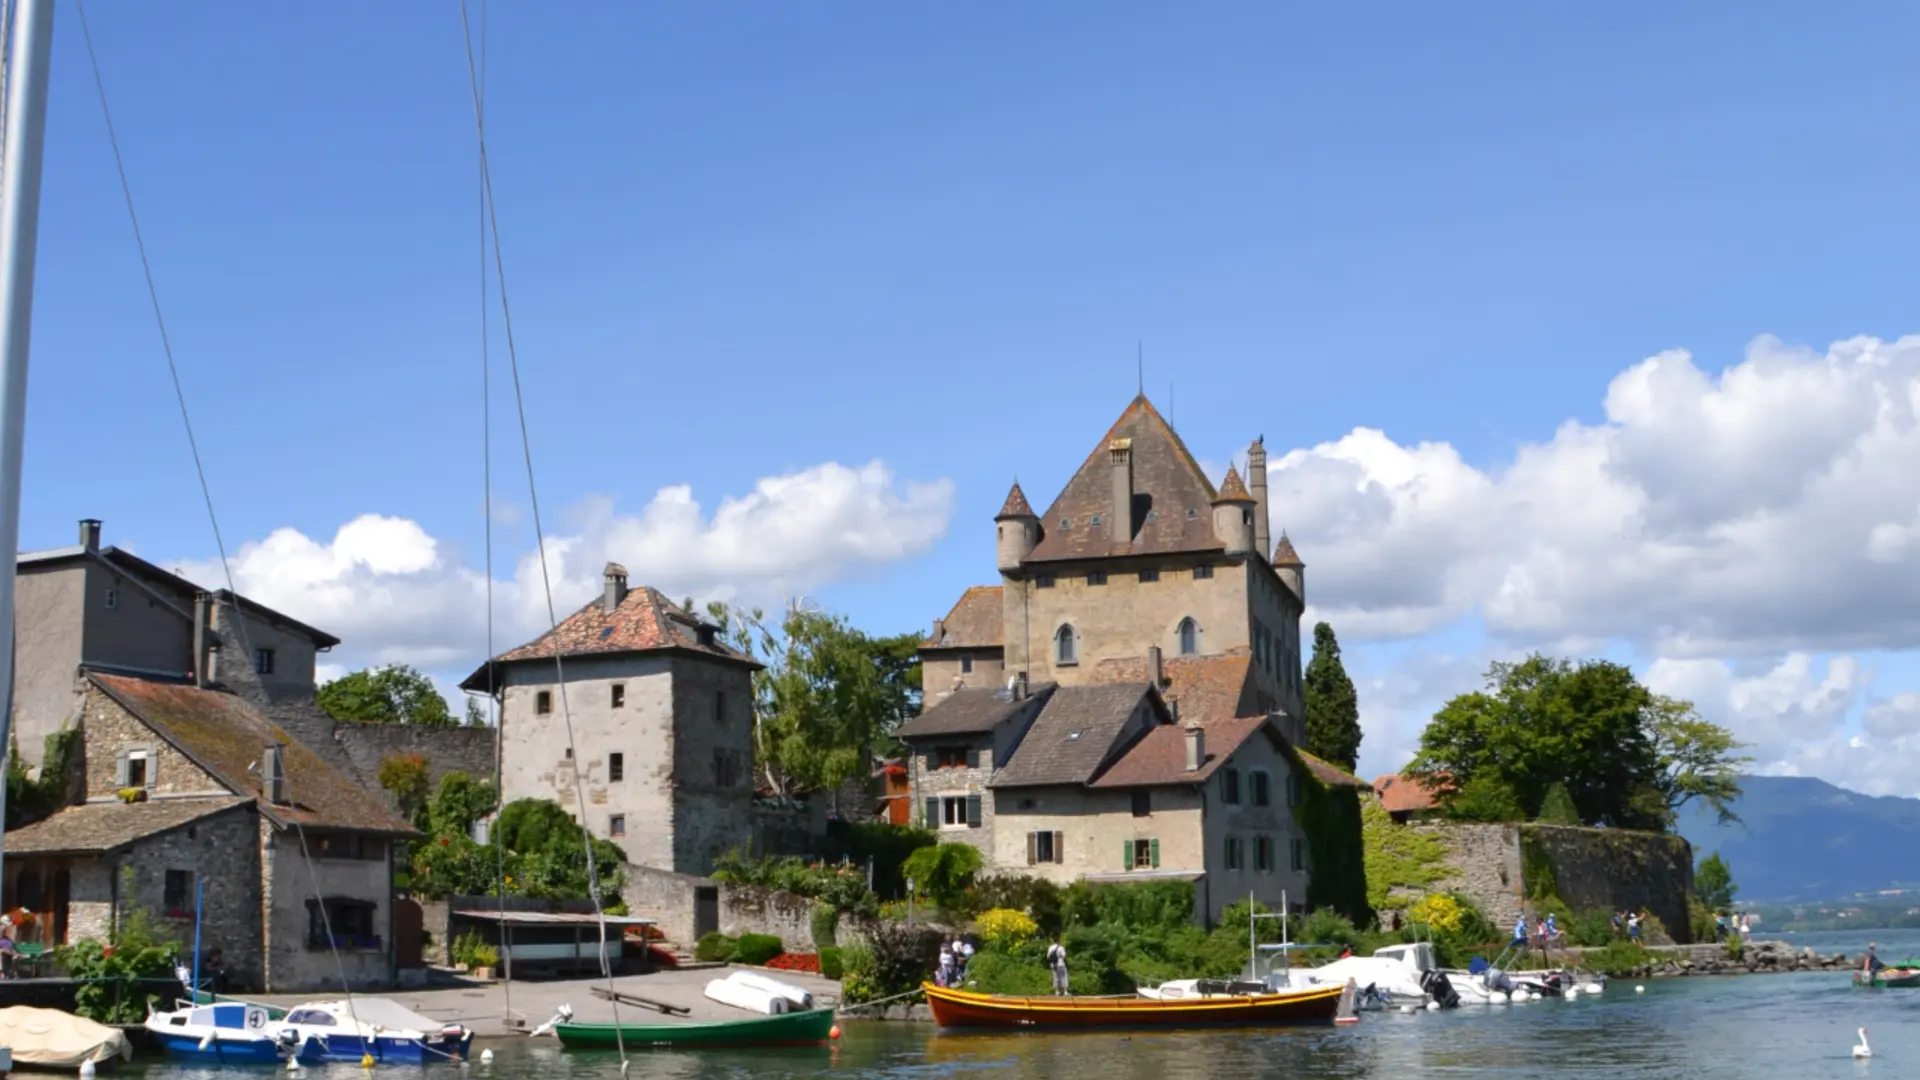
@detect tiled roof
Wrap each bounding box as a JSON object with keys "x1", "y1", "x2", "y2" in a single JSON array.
[
  {"x1": 1025, "y1": 395, "x2": 1226, "y2": 562},
  {"x1": 1375, "y1": 772, "x2": 1443, "y2": 812},
  {"x1": 461, "y1": 584, "x2": 756, "y2": 691},
  {"x1": 1089, "y1": 715, "x2": 1270, "y2": 788},
  {"x1": 1272, "y1": 533, "x2": 1304, "y2": 567},
  {"x1": 995, "y1": 483, "x2": 1036, "y2": 520},
  {"x1": 991, "y1": 683, "x2": 1159, "y2": 788},
  {"x1": 88, "y1": 673, "x2": 417, "y2": 836},
  {"x1": 923, "y1": 586, "x2": 1004, "y2": 649},
  {"x1": 896, "y1": 685, "x2": 1055, "y2": 739},
  {"x1": 1092, "y1": 650, "x2": 1259, "y2": 726},
  {"x1": 4, "y1": 796, "x2": 250, "y2": 855},
  {"x1": 1213, "y1": 465, "x2": 1253, "y2": 504}
]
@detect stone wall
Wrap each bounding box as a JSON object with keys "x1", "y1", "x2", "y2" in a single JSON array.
[
  {"x1": 327, "y1": 723, "x2": 498, "y2": 806},
  {"x1": 621, "y1": 863, "x2": 850, "y2": 952},
  {"x1": 1413, "y1": 822, "x2": 1526, "y2": 932},
  {"x1": 118, "y1": 804, "x2": 266, "y2": 989},
  {"x1": 79, "y1": 684, "x2": 224, "y2": 798},
  {"x1": 260, "y1": 820, "x2": 393, "y2": 991}
]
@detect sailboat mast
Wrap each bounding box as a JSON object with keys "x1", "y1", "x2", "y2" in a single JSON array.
[{"x1": 0, "y1": 0, "x2": 57, "y2": 889}]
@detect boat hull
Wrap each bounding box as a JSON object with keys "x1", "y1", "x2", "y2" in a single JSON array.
[
  {"x1": 147, "y1": 1029, "x2": 286, "y2": 1065},
  {"x1": 1855, "y1": 967, "x2": 1920, "y2": 989},
  {"x1": 554, "y1": 1008, "x2": 836, "y2": 1049},
  {"x1": 922, "y1": 983, "x2": 1344, "y2": 1030},
  {"x1": 289, "y1": 1031, "x2": 473, "y2": 1065}
]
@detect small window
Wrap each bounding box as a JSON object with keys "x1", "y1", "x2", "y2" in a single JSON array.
[
  {"x1": 713, "y1": 749, "x2": 737, "y2": 787},
  {"x1": 1029, "y1": 830, "x2": 1063, "y2": 864},
  {"x1": 1145, "y1": 509, "x2": 1158, "y2": 522},
  {"x1": 1225, "y1": 836, "x2": 1243, "y2": 872},
  {"x1": 1251, "y1": 770, "x2": 1272, "y2": 807},
  {"x1": 1220, "y1": 767, "x2": 1241, "y2": 805},
  {"x1": 1194, "y1": 564, "x2": 1213, "y2": 580},
  {"x1": 125, "y1": 751, "x2": 149, "y2": 789},
  {"x1": 1131, "y1": 790, "x2": 1151, "y2": 817},
  {"x1": 254, "y1": 648, "x2": 275, "y2": 675},
  {"x1": 564, "y1": 747, "x2": 574, "y2": 760},
  {"x1": 1186, "y1": 508, "x2": 1198, "y2": 521},
  {"x1": 536, "y1": 690, "x2": 553, "y2": 715},
  {"x1": 1132, "y1": 838, "x2": 1157, "y2": 869},
  {"x1": 1086, "y1": 571, "x2": 1108, "y2": 586},
  {"x1": 1291, "y1": 838, "x2": 1308, "y2": 873},
  {"x1": 1089, "y1": 514, "x2": 1103, "y2": 527},
  {"x1": 609, "y1": 752, "x2": 625, "y2": 782},
  {"x1": 104, "y1": 587, "x2": 118, "y2": 610},
  {"x1": 1139, "y1": 569, "x2": 1159, "y2": 583},
  {"x1": 1036, "y1": 574, "x2": 1056, "y2": 589},
  {"x1": 1286, "y1": 773, "x2": 1300, "y2": 807},
  {"x1": 163, "y1": 870, "x2": 192, "y2": 913},
  {"x1": 611, "y1": 683, "x2": 626, "y2": 708},
  {"x1": 1257, "y1": 836, "x2": 1275, "y2": 873},
  {"x1": 960, "y1": 655, "x2": 974, "y2": 675},
  {"x1": 1054, "y1": 625, "x2": 1077, "y2": 665},
  {"x1": 609, "y1": 814, "x2": 627, "y2": 837},
  {"x1": 936, "y1": 747, "x2": 968, "y2": 769},
  {"x1": 1178, "y1": 617, "x2": 1199, "y2": 656},
  {"x1": 1060, "y1": 518, "x2": 1073, "y2": 531},
  {"x1": 940, "y1": 796, "x2": 979, "y2": 827}
]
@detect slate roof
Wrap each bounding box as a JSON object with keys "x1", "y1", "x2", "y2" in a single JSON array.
[
  {"x1": 1272, "y1": 533, "x2": 1304, "y2": 567},
  {"x1": 1214, "y1": 465, "x2": 1253, "y2": 504},
  {"x1": 995, "y1": 483, "x2": 1036, "y2": 520},
  {"x1": 923, "y1": 586, "x2": 1004, "y2": 649},
  {"x1": 1092, "y1": 650, "x2": 1259, "y2": 726},
  {"x1": 4, "y1": 796, "x2": 251, "y2": 856},
  {"x1": 1088, "y1": 715, "x2": 1271, "y2": 788},
  {"x1": 895, "y1": 684, "x2": 1055, "y2": 739},
  {"x1": 1375, "y1": 771, "x2": 1443, "y2": 811},
  {"x1": 1025, "y1": 395, "x2": 1226, "y2": 562},
  {"x1": 990, "y1": 683, "x2": 1161, "y2": 788},
  {"x1": 461, "y1": 584, "x2": 757, "y2": 691},
  {"x1": 88, "y1": 672, "x2": 417, "y2": 836}
]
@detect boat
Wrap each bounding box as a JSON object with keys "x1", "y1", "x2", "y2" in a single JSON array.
[
  {"x1": 923, "y1": 981, "x2": 1344, "y2": 1030},
  {"x1": 276, "y1": 999, "x2": 475, "y2": 1064},
  {"x1": 553, "y1": 1008, "x2": 837, "y2": 1049},
  {"x1": 0, "y1": 1006, "x2": 130, "y2": 1069},
  {"x1": 143, "y1": 1001, "x2": 290, "y2": 1064},
  {"x1": 1853, "y1": 962, "x2": 1920, "y2": 989}
]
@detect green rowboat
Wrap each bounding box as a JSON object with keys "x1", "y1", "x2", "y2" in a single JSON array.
[
  {"x1": 1854, "y1": 964, "x2": 1920, "y2": 989},
  {"x1": 555, "y1": 1008, "x2": 836, "y2": 1050}
]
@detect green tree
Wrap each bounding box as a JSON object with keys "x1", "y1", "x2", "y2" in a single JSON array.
[
  {"x1": 1445, "y1": 774, "x2": 1525, "y2": 822},
  {"x1": 901, "y1": 842, "x2": 984, "y2": 911},
  {"x1": 376, "y1": 752, "x2": 431, "y2": 827},
  {"x1": 1695, "y1": 851, "x2": 1737, "y2": 911},
  {"x1": 317, "y1": 665, "x2": 455, "y2": 727},
  {"x1": 1302, "y1": 622, "x2": 1362, "y2": 771},
  {"x1": 463, "y1": 697, "x2": 489, "y2": 727},
  {"x1": 1650, "y1": 697, "x2": 1748, "y2": 823},
  {"x1": 865, "y1": 630, "x2": 925, "y2": 752},
  {"x1": 1535, "y1": 781, "x2": 1581, "y2": 825}
]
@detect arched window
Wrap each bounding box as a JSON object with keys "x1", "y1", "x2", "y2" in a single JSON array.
[
  {"x1": 1178, "y1": 618, "x2": 1199, "y2": 656},
  {"x1": 1055, "y1": 624, "x2": 1077, "y2": 665}
]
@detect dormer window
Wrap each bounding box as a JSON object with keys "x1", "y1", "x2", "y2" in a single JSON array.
[{"x1": 1089, "y1": 514, "x2": 1103, "y2": 527}]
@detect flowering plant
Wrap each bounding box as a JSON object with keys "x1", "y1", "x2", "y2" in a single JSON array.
[{"x1": 764, "y1": 952, "x2": 822, "y2": 974}]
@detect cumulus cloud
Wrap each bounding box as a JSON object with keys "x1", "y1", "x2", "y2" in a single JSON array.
[
  {"x1": 171, "y1": 460, "x2": 953, "y2": 676},
  {"x1": 1642, "y1": 653, "x2": 1862, "y2": 770}
]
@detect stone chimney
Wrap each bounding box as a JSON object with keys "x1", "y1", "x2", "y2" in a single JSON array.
[
  {"x1": 1147, "y1": 645, "x2": 1163, "y2": 688},
  {"x1": 1184, "y1": 724, "x2": 1205, "y2": 772},
  {"x1": 79, "y1": 518, "x2": 101, "y2": 552},
  {"x1": 263, "y1": 743, "x2": 288, "y2": 805},
  {"x1": 1016, "y1": 671, "x2": 1030, "y2": 701},
  {"x1": 1168, "y1": 697, "x2": 1180, "y2": 723},
  {"x1": 193, "y1": 591, "x2": 212, "y2": 688},
  {"x1": 931, "y1": 618, "x2": 946, "y2": 645},
  {"x1": 1108, "y1": 438, "x2": 1133, "y2": 543},
  {"x1": 602, "y1": 562, "x2": 629, "y2": 614},
  {"x1": 1247, "y1": 439, "x2": 1269, "y2": 563}
]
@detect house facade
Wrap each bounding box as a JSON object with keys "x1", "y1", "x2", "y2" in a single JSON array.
[
  {"x1": 901, "y1": 396, "x2": 1364, "y2": 921},
  {"x1": 462, "y1": 564, "x2": 761, "y2": 875}
]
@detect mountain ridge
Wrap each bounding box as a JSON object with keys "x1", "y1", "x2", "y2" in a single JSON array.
[{"x1": 1674, "y1": 774, "x2": 1920, "y2": 902}]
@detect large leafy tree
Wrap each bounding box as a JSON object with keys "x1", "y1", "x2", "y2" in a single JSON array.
[
  {"x1": 1408, "y1": 654, "x2": 1736, "y2": 832},
  {"x1": 317, "y1": 665, "x2": 455, "y2": 727},
  {"x1": 1302, "y1": 622, "x2": 1362, "y2": 771}
]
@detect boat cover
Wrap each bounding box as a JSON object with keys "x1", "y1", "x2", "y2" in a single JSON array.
[
  {"x1": 302, "y1": 998, "x2": 458, "y2": 1034},
  {"x1": 0, "y1": 1006, "x2": 133, "y2": 1066}
]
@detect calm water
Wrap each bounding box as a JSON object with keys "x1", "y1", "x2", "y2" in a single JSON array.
[{"x1": 124, "y1": 938, "x2": 1920, "y2": 1080}]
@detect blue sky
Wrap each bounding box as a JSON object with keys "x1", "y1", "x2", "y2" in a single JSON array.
[{"x1": 21, "y1": 3, "x2": 1920, "y2": 792}]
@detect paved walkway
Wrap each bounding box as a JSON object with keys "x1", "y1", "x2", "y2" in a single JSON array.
[{"x1": 247, "y1": 967, "x2": 842, "y2": 1039}]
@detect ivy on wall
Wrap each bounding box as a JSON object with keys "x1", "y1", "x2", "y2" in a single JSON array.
[
  {"x1": 1360, "y1": 797, "x2": 1449, "y2": 911},
  {"x1": 1283, "y1": 747, "x2": 1371, "y2": 926},
  {"x1": 6, "y1": 727, "x2": 78, "y2": 829}
]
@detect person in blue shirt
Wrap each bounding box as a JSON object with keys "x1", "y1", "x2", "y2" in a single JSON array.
[{"x1": 1512, "y1": 915, "x2": 1528, "y2": 948}]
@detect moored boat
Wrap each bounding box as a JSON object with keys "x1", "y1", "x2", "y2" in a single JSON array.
[
  {"x1": 1853, "y1": 963, "x2": 1920, "y2": 988},
  {"x1": 144, "y1": 1001, "x2": 289, "y2": 1064},
  {"x1": 277, "y1": 998, "x2": 474, "y2": 1064},
  {"x1": 923, "y1": 982, "x2": 1344, "y2": 1030},
  {"x1": 553, "y1": 1008, "x2": 836, "y2": 1049},
  {"x1": 0, "y1": 1006, "x2": 132, "y2": 1070}
]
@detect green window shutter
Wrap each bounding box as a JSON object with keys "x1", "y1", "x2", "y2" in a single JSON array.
[
  {"x1": 924, "y1": 796, "x2": 938, "y2": 826},
  {"x1": 966, "y1": 794, "x2": 983, "y2": 827},
  {"x1": 1122, "y1": 841, "x2": 1132, "y2": 870},
  {"x1": 1150, "y1": 839, "x2": 1161, "y2": 869}
]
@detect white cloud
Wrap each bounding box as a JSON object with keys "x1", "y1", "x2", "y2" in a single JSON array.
[
  {"x1": 171, "y1": 460, "x2": 953, "y2": 677},
  {"x1": 1642, "y1": 653, "x2": 1863, "y2": 769}
]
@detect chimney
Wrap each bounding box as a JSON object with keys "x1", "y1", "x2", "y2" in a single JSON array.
[
  {"x1": 1169, "y1": 698, "x2": 1180, "y2": 723},
  {"x1": 1147, "y1": 645, "x2": 1163, "y2": 688},
  {"x1": 193, "y1": 592, "x2": 212, "y2": 688},
  {"x1": 263, "y1": 743, "x2": 287, "y2": 805},
  {"x1": 1016, "y1": 671, "x2": 1030, "y2": 701},
  {"x1": 602, "y1": 562, "x2": 629, "y2": 614},
  {"x1": 78, "y1": 519, "x2": 101, "y2": 552},
  {"x1": 931, "y1": 618, "x2": 946, "y2": 644},
  {"x1": 1108, "y1": 438, "x2": 1133, "y2": 543},
  {"x1": 1184, "y1": 724, "x2": 1204, "y2": 772},
  {"x1": 1248, "y1": 440, "x2": 1269, "y2": 563}
]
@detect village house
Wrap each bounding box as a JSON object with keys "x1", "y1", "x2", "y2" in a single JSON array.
[
  {"x1": 461, "y1": 564, "x2": 761, "y2": 875},
  {"x1": 898, "y1": 395, "x2": 1366, "y2": 921},
  {"x1": 1373, "y1": 773, "x2": 1443, "y2": 824}
]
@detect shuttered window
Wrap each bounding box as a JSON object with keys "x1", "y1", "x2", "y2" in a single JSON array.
[
  {"x1": 1027, "y1": 831, "x2": 1064, "y2": 864},
  {"x1": 965, "y1": 794, "x2": 983, "y2": 828},
  {"x1": 1127, "y1": 839, "x2": 1158, "y2": 870}
]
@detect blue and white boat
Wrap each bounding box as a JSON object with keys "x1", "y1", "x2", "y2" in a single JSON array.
[
  {"x1": 279, "y1": 999, "x2": 474, "y2": 1065},
  {"x1": 144, "y1": 1001, "x2": 292, "y2": 1064}
]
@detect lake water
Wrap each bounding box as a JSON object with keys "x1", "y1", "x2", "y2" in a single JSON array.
[{"x1": 126, "y1": 935, "x2": 1920, "y2": 1080}]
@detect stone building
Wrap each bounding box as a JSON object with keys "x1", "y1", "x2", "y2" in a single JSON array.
[
  {"x1": 461, "y1": 564, "x2": 761, "y2": 875},
  {"x1": 1, "y1": 672, "x2": 416, "y2": 992},
  {"x1": 900, "y1": 395, "x2": 1365, "y2": 920}
]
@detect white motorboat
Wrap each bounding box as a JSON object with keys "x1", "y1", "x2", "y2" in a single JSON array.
[{"x1": 277, "y1": 998, "x2": 474, "y2": 1065}]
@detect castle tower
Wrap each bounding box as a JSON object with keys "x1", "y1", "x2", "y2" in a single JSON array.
[
  {"x1": 996, "y1": 481, "x2": 1040, "y2": 572},
  {"x1": 1272, "y1": 532, "x2": 1305, "y2": 604},
  {"x1": 1211, "y1": 466, "x2": 1255, "y2": 556}
]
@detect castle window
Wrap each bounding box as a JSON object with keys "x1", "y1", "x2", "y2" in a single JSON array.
[
  {"x1": 1291, "y1": 838, "x2": 1308, "y2": 873},
  {"x1": 1060, "y1": 518, "x2": 1072, "y2": 531},
  {"x1": 1086, "y1": 571, "x2": 1108, "y2": 587},
  {"x1": 1131, "y1": 791, "x2": 1151, "y2": 817},
  {"x1": 104, "y1": 588, "x2": 118, "y2": 610},
  {"x1": 1036, "y1": 574, "x2": 1056, "y2": 589},
  {"x1": 1139, "y1": 568, "x2": 1159, "y2": 583},
  {"x1": 1178, "y1": 618, "x2": 1199, "y2": 656},
  {"x1": 1055, "y1": 625, "x2": 1077, "y2": 666},
  {"x1": 1089, "y1": 514, "x2": 1102, "y2": 527},
  {"x1": 1145, "y1": 510, "x2": 1158, "y2": 522},
  {"x1": 1220, "y1": 767, "x2": 1241, "y2": 804},
  {"x1": 609, "y1": 752, "x2": 624, "y2": 782},
  {"x1": 611, "y1": 683, "x2": 625, "y2": 708},
  {"x1": 609, "y1": 814, "x2": 626, "y2": 837},
  {"x1": 254, "y1": 648, "x2": 276, "y2": 675},
  {"x1": 1186, "y1": 508, "x2": 1198, "y2": 520},
  {"x1": 536, "y1": 690, "x2": 553, "y2": 715},
  {"x1": 1194, "y1": 565, "x2": 1213, "y2": 580},
  {"x1": 1251, "y1": 770, "x2": 1273, "y2": 807}
]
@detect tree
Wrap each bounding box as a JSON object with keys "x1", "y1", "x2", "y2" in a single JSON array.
[
  {"x1": 901, "y1": 842, "x2": 984, "y2": 911},
  {"x1": 1445, "y1": 774, "x2": 1525, "y2": 822},
  {"x1": 317, "y1": 665, "x2": 455, "y2": 727},
  {"x1": 463, "y1": 698, "x2": 489, "y2": 728},
  {"x1": 1650, "y1": 696, "x2": 1748, "y2": 823},
  {"x1": 376, "y1": 752, "x2": 431, "y2": 827},
  {"x1": 1695, "y1": 851, "x2": 1737, "y2": 911},
  {"x1": 1302, "y1": 622, "x2": 1362, "y2": 771},
  {"x1": 1535, "y1": 782, "x2": 1581, "y2": 826}
]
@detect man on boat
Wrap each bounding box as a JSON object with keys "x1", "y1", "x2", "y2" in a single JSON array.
[
  {"x1": 1046, "y1": 937, "x2": 1069, "y2": 996},
  {"x1": 1863, "y1": 944, "x2": 1886, "y2": 980}
]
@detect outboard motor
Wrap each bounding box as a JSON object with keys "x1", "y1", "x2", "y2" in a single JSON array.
[
  {"x1": 1485, "y1": 967, "x2": 1515, "y2": 994},
  {"x1": 1538, "y1": 972, "x2": 1566, "y2": 998},
  {"x1": 1419, "y1": 968, "x2": 1461, "y2": 1009}
]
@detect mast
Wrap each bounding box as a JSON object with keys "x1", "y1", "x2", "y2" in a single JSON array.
[{"x1": 0, "y1": 0, "x2": 55, "y2": 895}]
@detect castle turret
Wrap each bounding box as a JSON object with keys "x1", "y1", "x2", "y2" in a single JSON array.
[
  {"x1": 1248, "y1": 438, "x2": 1269, "y2": 562},
  {"x1": 1273, "y1": 532, "x2": 1305, "y2": 604},
  {"x1": 1211, "y1": 466, "x2": 1255, "y2": 556},
  {"x1": 996, "y1": 481, "x2": 1040, "y2": 572}
]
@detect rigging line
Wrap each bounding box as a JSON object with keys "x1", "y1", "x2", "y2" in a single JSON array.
[
  {"x1": 456, "y1": 2, "x2": 628, "y2": 1066},
  {"x1": 72, "y1": 0, "x2": 373, "y2": 1043}
]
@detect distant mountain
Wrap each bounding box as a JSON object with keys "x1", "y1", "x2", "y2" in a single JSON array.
[{"x1": 1675, "y1": 775, "x2": 1920, "y2": 902}]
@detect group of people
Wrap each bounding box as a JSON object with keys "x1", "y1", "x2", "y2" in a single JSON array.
[
  {"x1": 1513, "y1": 912, "x2": 1564, "y2": 952},
  {"x1": 1712, "y1": 911, "x2": 1754, "y2": 942},
  {"x1": 933, "y1": 938, "x2": 976, "y2": 988}
]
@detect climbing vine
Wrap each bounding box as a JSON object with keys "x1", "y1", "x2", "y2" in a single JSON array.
[
  {"x1": 1284, "y1": 749, "x2": 1370, "y2": 926},
  {"x1": 6, "y1": 728, "x2": 78, "y2": 829},
  {"x1": 1360, "y1": 797, "x2": 1449, "y2": 911},
  {"x1": 1520, "y1": 831, "x2": 1560, "y2": 902}
]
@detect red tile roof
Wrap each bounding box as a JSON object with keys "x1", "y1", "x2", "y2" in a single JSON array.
[
  {"x1": 1025, "y1": 395, "x2": 1226, "y2": 562},
  {"x1": 1374, "y1": 772, "x2": 1444, "y2": 813},
  {"x1": 1092, "y1": 650, "x2": 1259, "y2": 726},
  {"x1": 990, "y1": 683, "x2": 1161, "y2": 788},
  {"x1": 922, "y1": 586, "x2": 1004, "y2": 649},
  {"x1": 996, "y1": 482, "x2": 1036, "y2": 520},
  {"x1": 461, "y1": 584, "x2": 756, "y2": 691}
]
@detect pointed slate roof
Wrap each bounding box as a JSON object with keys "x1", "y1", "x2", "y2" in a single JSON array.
[
  {"x1": 460, "y1": 584, "x2": 758, "y2": 692},
  {"x1": 995, "y1": 482, "x2": 1036, "y2": 520},
  {"x1": 1026, "y1": 395, "x2": 1224, "y2": 562},
  {"x1": 1213, "y1": 465, "x2": 1253, "y2": 504},
  {"x1": 1272, "y1": 533, "x2": 1304, "y2": 567},
  {"x1": 922, "y1": 586, "x2": 1004, "y2": 649}
]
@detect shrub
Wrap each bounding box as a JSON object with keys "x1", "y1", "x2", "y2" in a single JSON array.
[
  {"x1": 821, "y1": 821, "x2": 936, "y2": 900},
  {"x1": 975, "y1": 907, "x2": 1040, "y2": 951},
  {"x1": 1447, "y1": 774, "x2": 1525, "y2": 822},
  {"x1": 840, "y1": 972, "x2": 878, "y2": 1004},
  {"x1": 451, "y1": 931, "x2": 501, "y2": 969},
  {"x1": 970, "y1": 875, "x2": 1063, "y2": 932},
  {"x1": 819, "y1": 946, "x2": 845, "y2": 980},
  {"x1": 961, "y1": 951, "x2": 1052, "y2": 995},
  {"x1": 61, "y1": 909, "x2": 178, "y2": 1024},
  {"x1": 735, "y1": 933, "x2": 784, "y2": 966},
  {"x1": 901, "y1": 844, "x2": 984, "y2": 912},
  {"x1": 811, "y1": 903, "x2": 839, "y2": 948},
  {"x1": 861, "y1": 921, "x2": 945, "y2": 999},
  {"x1": 1535, "y1": 782, "x2": 1581, "y2": 825},
  {"x1": 1568, "y1": 907, "x2": 1617, "y2": 948},
  {"x1": 694, "y1": 933, "x2": 737, "y2": 963},
  {"x1": 1583, "y1": 940, "x2": 1652, "y2": 976},
  {"x1": 709, "y1": 849, "x2": 877, "y2": 917},
  {"x1": 1060, "y1": 880, "x2": 1194, "y2": 933}
]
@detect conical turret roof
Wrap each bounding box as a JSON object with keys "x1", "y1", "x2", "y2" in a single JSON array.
[
  {"x1": 1213, "y1": 465, "x2": 1254, "y2": 504},
  {"x1": 995, "y1": 481, "x2": 1036, "y2": 520},
  {"x1": 1272, "y1": 532, "x2": 1303, "y2": 567}
]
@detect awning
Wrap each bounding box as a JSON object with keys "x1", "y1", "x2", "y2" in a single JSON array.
[{"x1": 450, "y1": 910, "x2": 654, "y2": 927}]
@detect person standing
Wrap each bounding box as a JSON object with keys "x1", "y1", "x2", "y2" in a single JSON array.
[
  {"x1": 1046, "y1": 937, "x2": 1069, "y2": 996},
  {"x1": 1739, "y1": 913, "x2": 1753, "y2": 943},
  {"x1": 1627, "y1": 911, "x2": 1642, "y2": 943}
]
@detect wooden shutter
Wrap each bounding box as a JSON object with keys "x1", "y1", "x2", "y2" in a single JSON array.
[
  {"x1": 1027, "y1": 833, "x2": 1037, "y2": 866},
  {"x1": 114, "y1": 749, "x2": 129, "y2": 788},
  {"x1": 966, "y1": 794, "x2": 983, "y2": 827},
  {"x1": 925, "y1": 750, "x2": 938, "y2": 772},
  {"x1": 924, "y1": 796, "x2": 939, "y2": 827},
  {"x1": 1052, "y1": 831, "x2": 1064, "y2": 865},
  {"x1": 144, "y1": 745, "x2": 157, "y2": 787},
  {"x1": 967, "y1": 747, "x2": 981, "y2": 769},
  {"x1": 1150, "y1": 839, "x2": 1161, "y2": 869}
]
